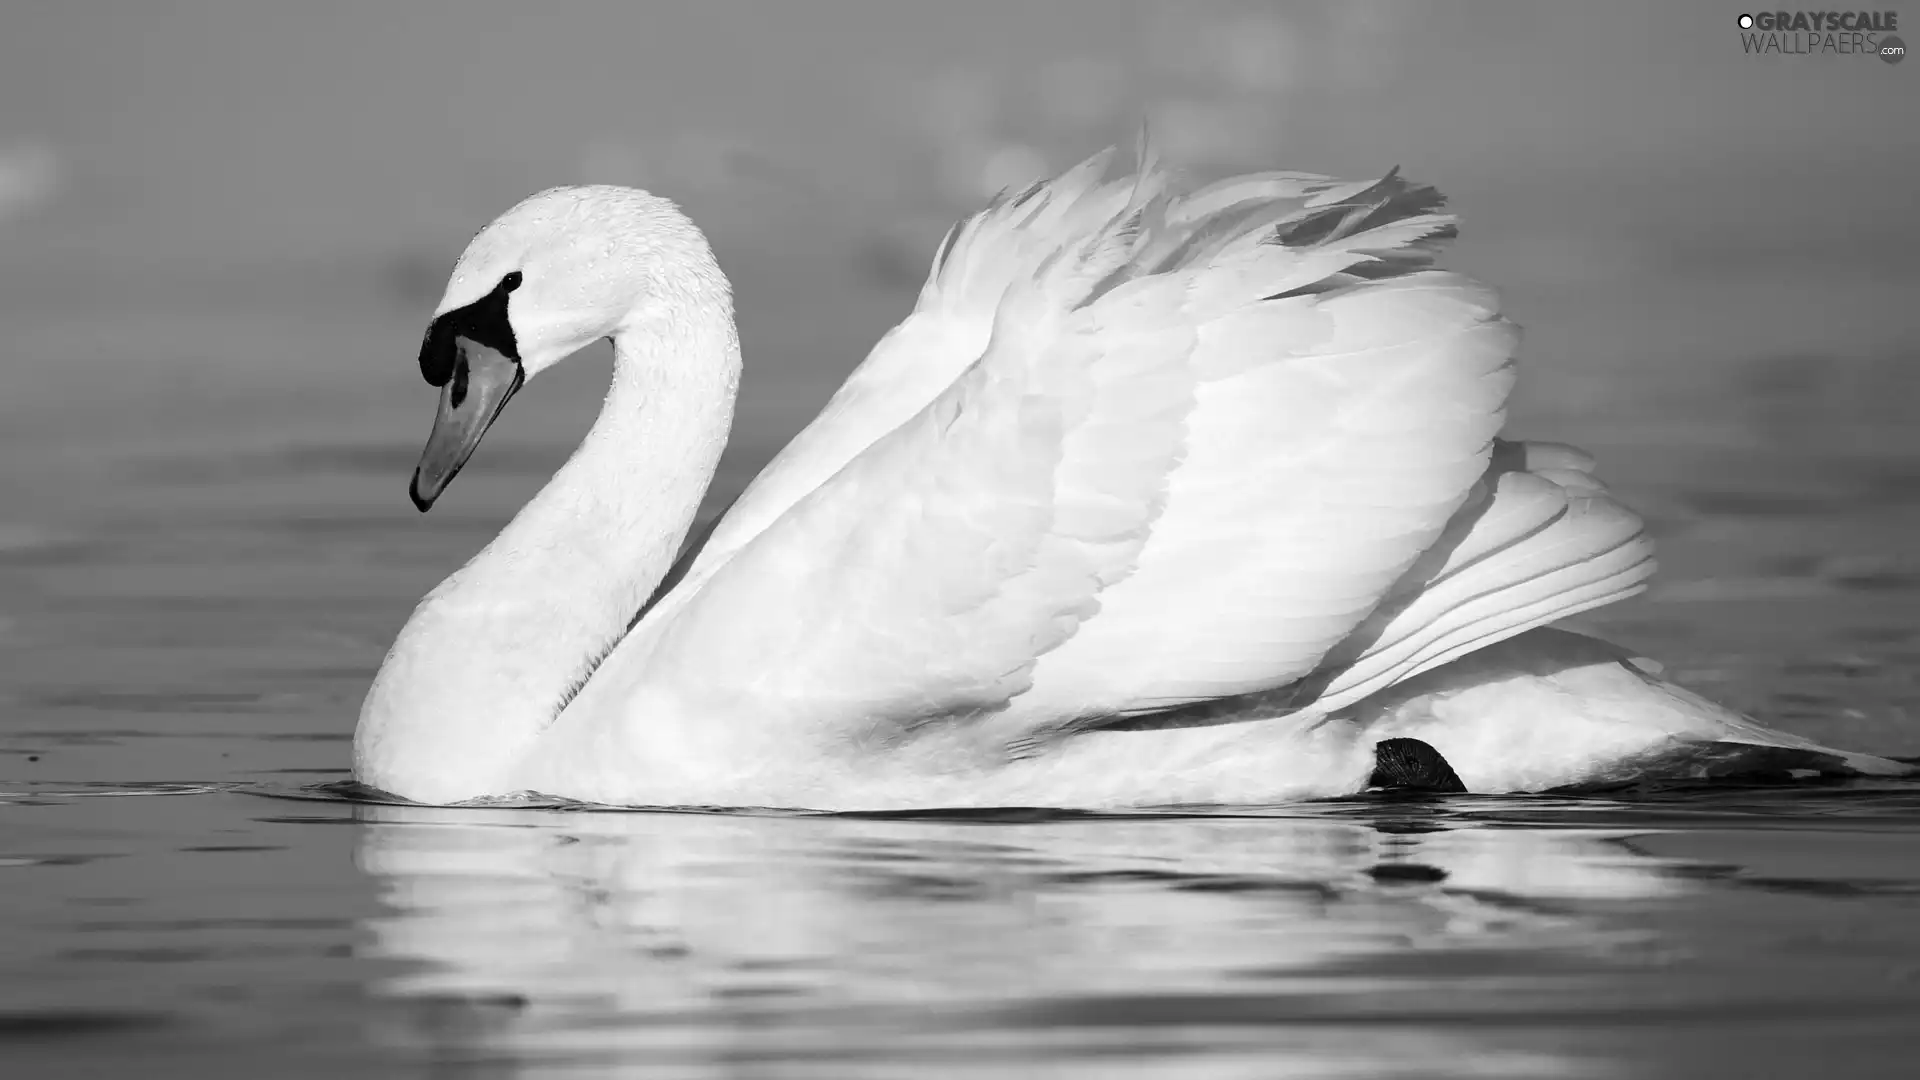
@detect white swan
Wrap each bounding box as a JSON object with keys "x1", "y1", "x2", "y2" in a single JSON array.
[{"x1": 354, "y1": 151, "x2": 1911, "y2": 808}]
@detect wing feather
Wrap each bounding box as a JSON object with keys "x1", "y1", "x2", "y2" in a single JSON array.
[
  {"x1": 633, "y1": 156, "x2": 1525, "y2": 743},
  {"x1": 1299, "y1": 466, "x2": 1658, "y2": 715},
  {"x1": 577, "y1": 151, "x2": 1655, "y2": 758},
  {"x1": 653, "y1": 150, "x2": 1141, "y2": 611}
]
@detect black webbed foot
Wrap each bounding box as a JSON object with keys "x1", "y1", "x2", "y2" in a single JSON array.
[{"x1": 1368, "y1": 737, "x2": 1468, "y2": 794}]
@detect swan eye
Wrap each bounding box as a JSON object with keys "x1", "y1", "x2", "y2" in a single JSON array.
[{"x1": 501, "y1": 271, "x2": 523, "y2": 292}]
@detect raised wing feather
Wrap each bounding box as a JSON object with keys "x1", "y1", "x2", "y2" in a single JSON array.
[
  {"x1": 652, "y1": 158, "x2": 1454, "y2": 615},
  {"x1": 637, "y1": 157, "x2": 1520, "y2": 741},
  {"x1": 1078, "y1": 441, "x2": 1657, "y2": 738},
  {"x1": 1004, "y1": 272, "x2": 1515, "y2": 726},
  {"x1": 654, "y1": 151, "x2": 1141, "y2": 611},
  {"x1": 1295, "y1": 439, "x2": 1657, "y2": 714}
]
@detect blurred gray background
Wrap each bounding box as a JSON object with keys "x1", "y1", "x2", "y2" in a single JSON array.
[
  {"x1": 4, "y1": 13, "x2": 1919, "y2": 1074},
  {"x1": 1, "y1": 0, "x2": 1914, "y2": 513}
]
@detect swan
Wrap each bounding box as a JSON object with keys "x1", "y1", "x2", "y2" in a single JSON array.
[{"x1": 353, "y1": 150, "x2": 1911, "y2": 808}]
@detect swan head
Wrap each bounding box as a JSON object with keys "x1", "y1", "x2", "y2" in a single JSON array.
[{"x1": 408, "y1": 185, "x2": 721, "y2": 510}]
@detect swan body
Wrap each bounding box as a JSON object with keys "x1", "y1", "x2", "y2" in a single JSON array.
[{"x1": 354, "y1": 154, "x2": 1910, "y2": 808}]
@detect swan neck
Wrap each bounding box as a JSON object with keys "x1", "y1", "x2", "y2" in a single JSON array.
[
  {"x1": 355, "y1": 275, "x2": 739, "y2": 803},
  {"x1": 516, "y1": 297, "x2": 741, "y2": 600}
]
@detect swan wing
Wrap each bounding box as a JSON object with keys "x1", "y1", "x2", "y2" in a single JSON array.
[
  {"x1": 658, "y1": 155, "x2": 1406, "y2": 608},
  {"x1": 1296, "y1": 439, "x2": 1657, "y2": 715},
  {"x1": 1107, "y1": 440, "x2": 1657, "y2": 733},
  {"x1": 646, "y1": 160, "x2": 1528, "y2": 740},
  {"x1": 661, "y1": 150, "x2": 1143, "y2": 603}
]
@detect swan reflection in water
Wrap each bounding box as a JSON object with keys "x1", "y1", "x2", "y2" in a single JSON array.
[{"x1": 352, "y1": 804, "x2": 1695, "y2": 1077}]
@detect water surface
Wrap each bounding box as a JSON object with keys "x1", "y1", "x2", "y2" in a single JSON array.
[{"x1": 4, "y1": 316, "x2": 1920, "y2": 1077}]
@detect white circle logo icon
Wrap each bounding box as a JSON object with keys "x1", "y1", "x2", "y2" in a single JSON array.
[{"x1": 1738, "y1": 14, "x2": 1755, "y2": 29}]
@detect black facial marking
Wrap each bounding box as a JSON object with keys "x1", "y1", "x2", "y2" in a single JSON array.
[{"x1": 418, "y1": 271, "x2": 523, "y2": 387}]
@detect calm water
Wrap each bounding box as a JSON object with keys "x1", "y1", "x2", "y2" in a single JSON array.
[{"x1": 4, "y1": 319, "x2": 1920, "y2": 1077}]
